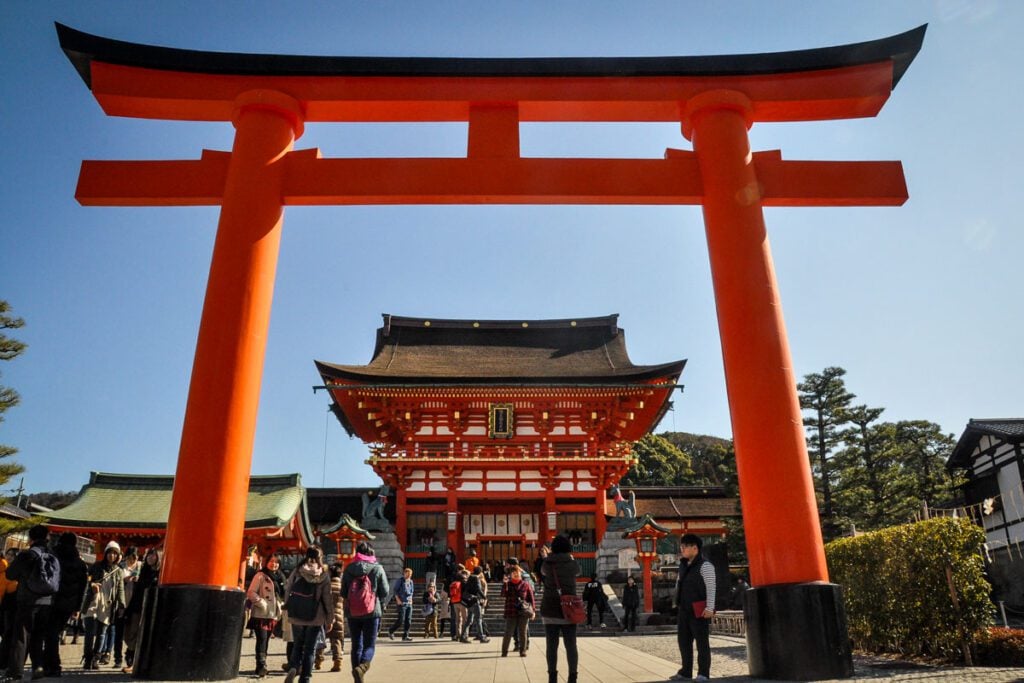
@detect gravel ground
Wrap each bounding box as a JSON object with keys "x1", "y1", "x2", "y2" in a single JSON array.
[{"x1": 611, "y1": 633, "x2": 1024, "y2": 682}]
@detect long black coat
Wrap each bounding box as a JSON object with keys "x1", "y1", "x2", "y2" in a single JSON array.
[{"x1": 539, "y1": 552, "x2": 579, "y2": 620}]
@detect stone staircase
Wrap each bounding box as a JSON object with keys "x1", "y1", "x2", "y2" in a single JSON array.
[{"x1": 377, "y1": 578, "x2": 620, "y2": 639}]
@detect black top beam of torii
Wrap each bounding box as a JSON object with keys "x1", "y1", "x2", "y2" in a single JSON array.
[{"x1": 57, "y1": 22, "x2": 925, "y2": 90}]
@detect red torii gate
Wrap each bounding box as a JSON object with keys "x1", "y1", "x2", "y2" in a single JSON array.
[{"x1": 57, "y1": 23, "x2": 925, "y2": 681}]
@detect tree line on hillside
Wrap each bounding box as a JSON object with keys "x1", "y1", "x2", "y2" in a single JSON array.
[{"x1": 622, "y1": 365, "x2": 963, "y2": 548}]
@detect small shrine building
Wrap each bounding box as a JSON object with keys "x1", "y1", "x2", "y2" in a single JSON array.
[
  {"x1": 43, "y1": 472, "x2": 316, "y2": 567},
  {"x1": 316, "y1": 314, "x2": 684, "y2": 577}
]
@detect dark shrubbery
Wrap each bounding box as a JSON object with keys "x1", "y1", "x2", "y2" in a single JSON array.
[
  {"x1": 973, "y1": 627, "x2": 1024, "y2": 666},
  {"x1": 826, "y1": 517, "x2": 992, "y2": 661}
]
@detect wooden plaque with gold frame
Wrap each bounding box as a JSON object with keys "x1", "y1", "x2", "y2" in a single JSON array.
[{"x1": 488, "y1": 403, "x2": 514, "y2": 439}]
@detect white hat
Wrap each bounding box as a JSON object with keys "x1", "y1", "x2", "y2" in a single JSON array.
[{"x1": 105, "y1": 540, "x2": 121, "y2": 554}]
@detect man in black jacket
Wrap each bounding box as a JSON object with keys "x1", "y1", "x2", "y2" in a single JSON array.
[
  {"x1": 672, "y1": 534, "x2": 716, "y2": 682},
  {"x1": 44, "y1": 533, "x2": 87, "y2": 676},
  {"x1": 4, "y1": 524, "x2": 57, "y2": 681},
  {"x1": 582, "y1": 577, "x2": 606, "y2": 628}
]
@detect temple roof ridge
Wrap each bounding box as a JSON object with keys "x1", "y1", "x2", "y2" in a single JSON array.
[{"x1": 316, "y1": 312, "x2": 685, "y2": 384}]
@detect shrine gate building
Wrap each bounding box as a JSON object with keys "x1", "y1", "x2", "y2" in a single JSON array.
[{"x1": 316, "y1": 314, "x2": 684, "y2": 575}]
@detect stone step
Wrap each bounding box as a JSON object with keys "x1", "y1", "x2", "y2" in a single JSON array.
[{"x1": 377, "y1": 580, "x2": 620, "y2": 637}]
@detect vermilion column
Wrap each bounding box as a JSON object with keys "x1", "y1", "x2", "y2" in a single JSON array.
[
  {"x1": 137, "y1": 90, "x2": 303, "y2": 681},
  {"x1": 162, "y1": 89, "x2": 303, "y2": 586},
  {"x1": 684, "y1": 90, "x2": 827, "y2": 586},
  {"x1": 684, "y1": 90, "x2": 852, "y2": 679}
]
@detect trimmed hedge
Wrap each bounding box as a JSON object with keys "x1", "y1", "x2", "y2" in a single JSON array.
[
  {"x1": 974, "y1": 628, "x2": 1024, "y2": 666},
  {"x1": 826, "y1": 517, "x2": 992, "y2": 660}
]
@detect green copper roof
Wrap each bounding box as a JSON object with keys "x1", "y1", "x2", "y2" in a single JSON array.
[{"x1": 43, "y1": 472, "x2": 312, "y2": 538}]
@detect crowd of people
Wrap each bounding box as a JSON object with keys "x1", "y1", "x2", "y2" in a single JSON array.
[
  {"x1": 0, "y1": 526, "x2": 717, "y2": 683},
  {"x1": 0, "y1": 524, "x2": 160, "y2": 681}
]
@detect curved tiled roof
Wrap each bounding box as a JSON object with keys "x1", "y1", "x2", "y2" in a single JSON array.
[
  {"x1": 43, "y1": 472, "x2": 313, "y2": 542},
  {"x1": 317, "y1": 314, "x2": 685, "y2": 384}
]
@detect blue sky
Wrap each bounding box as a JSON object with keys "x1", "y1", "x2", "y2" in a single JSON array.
[{"x1": 1, "y1": 1, "x2": 1020, "y2": 495}]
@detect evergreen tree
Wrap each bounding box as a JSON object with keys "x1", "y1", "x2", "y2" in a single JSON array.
[
  {"x1": 832, "y1": 405, "x2": 896, "y2": 530},
  {"x1": 621, "y1": 433, "x2": 695, "y2": 487},
  {"x1": 659, "y1": 431, "x2": 738, "y2": 495},
  {"x1": 0, "y1": 301, "x2": 27, "y2": 533},
  {"x1": 887, "y1": 420, "x2": 961, "y2": 514},
  {"x1": 798, "y1": 367, "x2": 854, "y2": 522}
]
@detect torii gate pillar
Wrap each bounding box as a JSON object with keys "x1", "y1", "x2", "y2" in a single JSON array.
[
  {"x1": 135, "y1": 92, "x2": 302, "y2": 680},
  {"x1": 686, "y1": 90, "x2": 852, "y2": 678}
]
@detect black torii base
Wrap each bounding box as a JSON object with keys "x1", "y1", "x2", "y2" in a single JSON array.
[
  {"x1": 745, "y1": 582, "x2": 854, "y2": 680},
  {"x1": 134, "y1": 585, "x2": 246, "y2": 680}
]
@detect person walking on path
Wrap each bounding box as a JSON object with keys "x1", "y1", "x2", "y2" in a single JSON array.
[
  {"x1": 500, "y1": 565, "x2": 535, "y2": 658},
  {"x1": 422, "y1": 581, "x2": 439, "y2": 639},
  {"x1": 121, "y1": 547, "x2": 160, "y2": 674},
  {"x1": 582, "y1": 576, "x2": 607, "y2": 628},
  {"x1": 533, "y1": 545, "x2": 549, "y2": 584},
  {"x1": 4, "y1": 524, "x2": 58, "y2": 681},
  {"x1": 459, "y1": 566, "x2": 489, "y2": 643},
  {"x1": 621, "y1": 575, "x2": 640, "y2": 632},
  {"x1": 44, "y1": 532, "x2": 87, "y2": 677},
  {"x1": 540, "y1": 535, "x2": 580, "y2": 683},
  {"x1": 505, "y1": 557, "x2": 533, "y2": 653},
  {"x1": 448, "y1": 568, "x2": 467, "y2": 641},
  {"x1": 326, "y1": 562, "x2": 345, "y2": 671},
  {"x1": 110, "y1": 547, "x2": 139, "y2": 669},
  {"x1": 283, "y1": 546, "x2": 334, "y2": 683},
  {"x1": 463, "y1": 549, "x2": 480, "y2": 575},
  {"x1": 387, "y1": 568, "x2": 414, "y2": 641},
  {"x1": 424, "y1": 547, "x2": 440, "y2": 588},
  {"x1": 435, "y1": 584, "x2": 449, "y2": 638},
  {"x1": 80, "y1": 541, "x2": 125, "y2": 672},
  {"x1": 672, "y1": 534, "x2": 716, "y2": 682},
  {"x1": 246, "y1": 553, "x2": 286, "y2": 677},
  {"x1": 441, "y1": 548, "x2": 457, "y2": 585},
  {"x1": 0, "y1": 548, "x2": 18, "y2": 671},
  {"x1": 342, "y1": 542, "x2": 389, "y2": 683}
]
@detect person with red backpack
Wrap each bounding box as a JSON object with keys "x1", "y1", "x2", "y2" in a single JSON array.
[{"x1": 340, "y1": 542, "x2": 388, "y2": 683}]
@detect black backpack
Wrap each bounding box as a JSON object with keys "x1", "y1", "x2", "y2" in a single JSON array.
[
  {"x1": 25, "y1": 547, "x2": 61, "y2": 596},
  {"x1": 285, "y1": 576, "x2": 318, "y2": 621}
]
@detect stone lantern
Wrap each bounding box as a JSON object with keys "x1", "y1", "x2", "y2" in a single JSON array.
[{"x1": 622, "y1": 513, "x2": 670, "y2": 613}]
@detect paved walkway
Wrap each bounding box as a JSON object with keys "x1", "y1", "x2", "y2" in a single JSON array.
[{"x1": 47, "y1": 631, "x2": 1024, "y2": 682}]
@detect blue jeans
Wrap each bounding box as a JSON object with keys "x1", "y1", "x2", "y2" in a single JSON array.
[
  {"x1": 82, "y1": 616, "x2": 109, "y2": 665},
  {"x1": 289, "y1": 624, "x2": 322, "y2": 683},
  {"x1": 462, "y1": 602, "x2": 485, "y2": 639},
  {"x1": 388, "y1": 603, "x2": 412, "y2": 638},
  {"x1": 348, "y1": 616, "x2": 380, "y2": 669}
]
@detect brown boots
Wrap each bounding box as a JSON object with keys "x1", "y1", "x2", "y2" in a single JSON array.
[{"x1": 352, "y1": 661, "x2": 371, "y2": 683}]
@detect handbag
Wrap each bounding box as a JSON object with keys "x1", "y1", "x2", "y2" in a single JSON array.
[{"x1": 551, "y1": 563, "x2": 586, "y2": 625}]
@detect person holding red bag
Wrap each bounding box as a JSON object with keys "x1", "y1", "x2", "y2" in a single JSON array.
[
  {"x1": 539, "y1": 535, "x2": 580, "y2": 683},
  {"x1": 672, "y1": 534, "x2": 716, "y2": 682}
]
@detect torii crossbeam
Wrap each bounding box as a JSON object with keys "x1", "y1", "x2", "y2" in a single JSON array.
[{"x1": 57, "y1": 23, "x2": 925, "y2": 681}]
